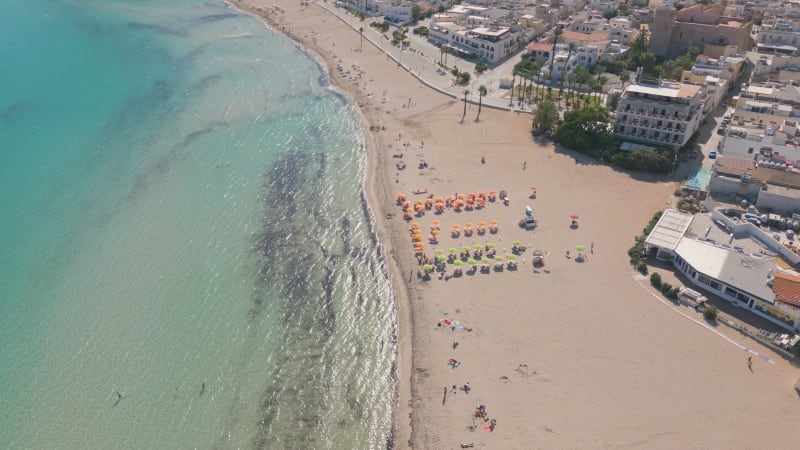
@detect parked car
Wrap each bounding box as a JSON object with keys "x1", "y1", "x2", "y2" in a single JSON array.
[
  {"x1": 518, "y1": 218, "x2": 537, "y2": 230},
  {"x1": 709, "y1": 149, "x2": 717, "y2": 159}
]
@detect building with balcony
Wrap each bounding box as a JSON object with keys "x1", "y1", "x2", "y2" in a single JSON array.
[
  {"x1": 614, "y1": 82, "x2": 704, "y2": 150},
  {"x1": 757, "y1": 15, "x2": 800, "y2": 55}
]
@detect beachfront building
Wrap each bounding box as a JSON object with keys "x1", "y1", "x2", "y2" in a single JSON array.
[
  {"x1": 614, "y1": 81, "x2": 704, "y2": 150},
  {"x1": 644, "y1": 209, "x2": 800, "y2": 331},
  {"x1": 650, "y1": 3, "x2": 753, "y2": 59},
  {"x1": 719, "y1": 102, "x2": 800, "y2": 162},
  {"x1": 429, "y1": 9, "x2": 527, "y2": 64}
]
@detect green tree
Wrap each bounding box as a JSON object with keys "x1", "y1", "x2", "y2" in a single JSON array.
[
  {"x1": 411, "y1": 4, "x2": 421, "y2": 22},
  {"x1": 532, "y1": 101, "x2": 559, "y2": 135},
  {"x1": 619, "y1": 70, "x2": 630, "y2": 89},
  {"x1": 476, "y1": 85, "x2": 487, "y2": 121},
  {"x1": 553, "y1": 107, "x2": 613, "y2": 153}
]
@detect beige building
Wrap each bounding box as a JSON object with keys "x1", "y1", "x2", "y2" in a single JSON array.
[
  {"x1": 614, "y1": 82, "x2": 705, "y2": 149},
  {"x1": 651, "y1": 4, "x2": 752, "y2": 59}
]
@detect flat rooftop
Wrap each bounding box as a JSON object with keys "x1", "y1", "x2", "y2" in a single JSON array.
[
  {"x1": 626, "y1": 83, "x2": 701, "y2": 99},
  {"x1": 675, "y1": 237, "x2": 777, "y2": 302}
]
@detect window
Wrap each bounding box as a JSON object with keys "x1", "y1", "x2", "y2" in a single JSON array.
[
  {"x1": 736, "y1": 292, "x2": 750, "y2": 303},
  {"x1": 698, "y1": 274, "x2": 711, "y2": 285},
  {"x1": 709, "y1": 280, "x2": 720, "y2": 290},
  {"x1": 725, "y1": 287, "x2": 739, "y2": 297}
]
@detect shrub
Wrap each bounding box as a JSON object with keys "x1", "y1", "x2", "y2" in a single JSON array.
[
  {"x1": 660, "y1": 282, "x2": 673, "y2": 296},
  {"x1": 668, "y1": 287, "x2": 680, "y2": 299},
  {"x1": 637, "y1": 262, "x2": 648, "y2": 274},
  {"x1": 475, "y1": 62, "x2": 488, "y2": 73},
  {"x1": 650, "y1": 272, "x2": 662, "y2": 288},
  {"x1": 703, "y1": 305, "x2": 719, "y2": 322}
]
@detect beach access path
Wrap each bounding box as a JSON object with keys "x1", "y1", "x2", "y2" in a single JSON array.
[{"x1": 228, "y1": 1, "x2": 800, "y2": 448}]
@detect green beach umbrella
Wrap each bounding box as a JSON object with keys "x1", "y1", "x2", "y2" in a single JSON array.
[
  {"x1": 507, "y1": 254, "x2": 518, "y2": 260},
  {"x1": 473, "y1": 244, "x2": 484, "y2": 250},
  {"x1": 481, "y1": 257, "x2": 491, "y2": 264},
  {"x1": 448, "y1": 247, "x2": 458, "y2": 254},
  {"x1": 575, "y1": 244, "x2": 586, "y2": 252},
  {"x1": 467, "y1": 258, "x2": 477, "y2": 265},
  {"x1": 436, "y1": 255, "x2": 447, "y2": 262},
  {"x1": 435, "y1": 248, "x2": 445, "y2": 255},
  {"x1": 453, "y1": 259, "x2": 464, "y2": 266},
  {"x1": 487, "y1": 243, "x2": 496, "y2": 249},
  {"x1": 461, "y1": 245, "x2": 472, "y2": 252},
  {"x1": 422, "y1": 264, "x2": 434, "y2": 272},
  {"x1": 494, "y1": 255, "x2": 504, "y2": 262},
  {"x1": 512, "y1": 240, "x2": 522, "y2": 246}
]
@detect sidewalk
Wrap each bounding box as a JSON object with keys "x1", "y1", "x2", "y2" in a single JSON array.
[{"x1": 316, "y1": 2, "x2": 523, "y2": 112}]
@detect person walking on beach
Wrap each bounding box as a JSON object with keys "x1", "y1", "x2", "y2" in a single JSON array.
[
  {"x1": 747, "y1": 356, "x2": 753, "y2": 371},
  {"x1": 116, "y1": 391, "x2": 123, "y2": 400},
  {"x1": 523, "y1": 161, "x2": 527, "y2": 171},
  {"x1": 442, "y1": 387, "x2": 447, "y2": 405}
]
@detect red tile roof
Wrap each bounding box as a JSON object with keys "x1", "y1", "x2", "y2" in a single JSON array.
[
  {"x1": 773, "y1": 271, "x2": 800, "y2": 307},
  {"x1": 526, "y1": 41, "x2": 552, "y2": 52},
  {"x1": 561, "y1": 29, "x2": 609, "y2": 44}
]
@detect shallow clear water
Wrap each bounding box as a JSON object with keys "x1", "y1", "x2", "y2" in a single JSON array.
[{"x1": 0, "y1": 1, "x2": 395, "y2": 448}]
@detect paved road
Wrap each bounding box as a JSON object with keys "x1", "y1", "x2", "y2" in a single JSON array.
[{"x1": 318, "y1": 3, "x2": 539, "y2": 111}]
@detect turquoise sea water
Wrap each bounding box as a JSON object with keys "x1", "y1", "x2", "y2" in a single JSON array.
[{"x1": 0, "y1": 1, "x2": 395, "y2": 448}]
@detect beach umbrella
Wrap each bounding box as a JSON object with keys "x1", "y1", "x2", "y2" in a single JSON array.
[
  {"x1": 422, "y1": 264, "x2": 434, "y2": 272},
  {"x1": 431, "y1": 219, "x2": 441, "y2": 226},
  {"x1": 481, "y1": 257, "x2": 491, "y2": 264},
  {"x1": 473, "y1": 244, "x2": 484, "y2": 250},
  {"x1": 411, "y1": 222, "x2": 420, "y2": 228},
  {"x1": 487, "y1": 243, "x2": 496, "y2": 249},
  {"x1": 448, "y1": 247, "x2": 458, "y2": 254},
  {"x1": 530, "y1": 185, "x2": 537, "y2": 191},
  {"x1": 453, "y1": 259, "x2": 464, "y2": 266},
  {"x1": 507, "y1": 254, "x2": 518, "y2": 260},
  {"x1": 431, "y1": 229, "x2": 441, "y2": 236},
  {"x1": 462, "y1": 245, "x2": 472, "y2": 252},
  {"x1": 467, "y1": 258, "x2": 477, "y2": 265},
  {"x1": 435, "y1": 248, "x2": 444, "y2": 255},
  {"x1": 512, "y1": 240, "x2": 522, "y2": 246},
  {"x1": 575, "y1": 245, "x2": 586, "y2": 252},
  {"x1": 436, "y1": 255, "x2": 447, "y2": 262},
  {"x1": 494, "y1": 256, "x2": 504, "y2": 262},
  {"x1": 570, "y1": 214, "x2": 580, "y2": 220}
]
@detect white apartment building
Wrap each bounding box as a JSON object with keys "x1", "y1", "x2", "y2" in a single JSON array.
[
  {"x1": 757, "y1": 15, "x2": 800, "y2": 54},
  {"x1": 614, "y1": 82, "x2": 705, "y2": 150}
]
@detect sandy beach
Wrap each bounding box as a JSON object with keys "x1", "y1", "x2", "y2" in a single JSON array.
[{"x1": 228, "y1": 1, "x2": 799, "y2": 448}]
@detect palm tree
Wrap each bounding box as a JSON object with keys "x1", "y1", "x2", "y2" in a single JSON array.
[
  {"x1": 560, "y1": 42, "x2": 576, "y2": 93},
  {"x1": 532, "y1": 101, "x2": 558, "y2": 136},
  {"x1": 566, "y1": 72, "x2": 577, "y2": 110},
  {"x1": 476, "y1": 85, "x2": 487, "y2": 121},
  {"x1": 596, "y1": 75, "x2": 609, "y2": 106},
  {"x1": 547, "y1": 26, "x2": 563, "y2": 84},
  {"x1": 461, "y1": 89, "x2": 470, "y2": 123},
  {"x1": 571, "y1": 66, "x2": 589, "y2": 109},
  {"x1": 359, "y1": 27, "x2": 364, "y2": 51}
]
